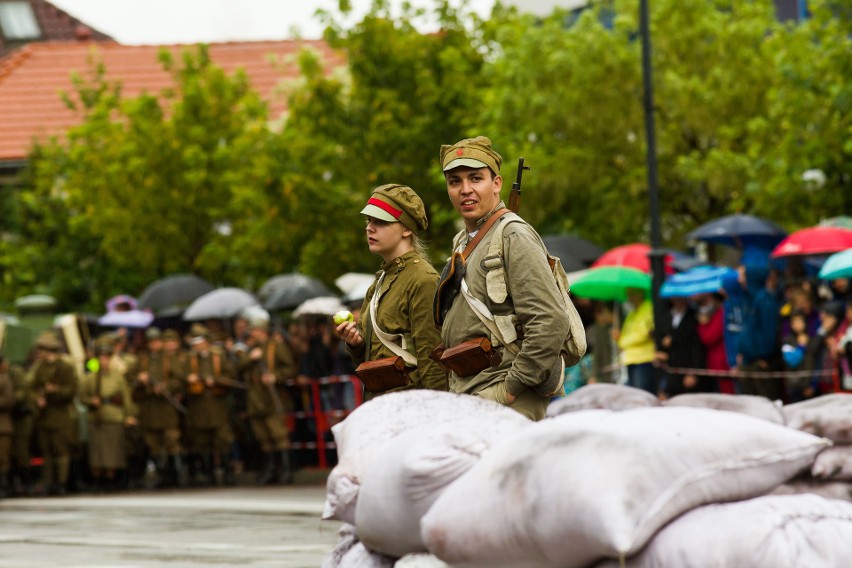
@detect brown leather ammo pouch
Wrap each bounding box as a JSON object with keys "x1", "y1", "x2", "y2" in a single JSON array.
[
  {"x1": 438, "y1": 337, "x2": 502, "y2": 377},
  {"x1": 355, "y1": 356, "x2": 411, "y2": 393}
]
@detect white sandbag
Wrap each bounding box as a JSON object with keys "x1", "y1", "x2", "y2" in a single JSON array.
[
  {"x1": 771, "y1": 479, "x2": 852, "y2": 502},
  {"x1": 394, "y1": 554, "x2": 449, "y2": 568},
  {"x1": 421, "y1": 407, "x2": 829, "y2": 568},
  {"x1": 356, "y1": 419, "x2": 528, "y2": 558},
  {"x1": 812, "y1": 445, "x2": 852, "y2": 481},
  {"x1": 783, "y1": 393, "x2": 852, "y2": 443},
  {"x1": 322, "y1": 524, "x2": 396, "y2": 568},
  {"x1": 664, "y1": 392, "x2": 785, "y2": 424},
  {"x1": 546, "y1": 383, "x2": 659, "y2": 417},
  {"x1": 595, "y1": 494, "x2": 852, "y2": 568},
  {"x1": 324, "y1": 390, "x2": 531, "y2": 523}
]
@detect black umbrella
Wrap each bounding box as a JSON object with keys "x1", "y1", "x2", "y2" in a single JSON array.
[
  {"x1": 686, "y1": 214, "x2": 787, "y2": 248},
  {"x1": 138, "y1": 274, "x2": 215, "y2": 317},
  {"x1": 260, "y1": 273, "x2": 333, "y2": 311},
  {"x1": 183, "y1": 288, "x2": 259, "y2": 321},
  {"x1": 542, "y1": 234, "x2": 606, "y2": 273}
]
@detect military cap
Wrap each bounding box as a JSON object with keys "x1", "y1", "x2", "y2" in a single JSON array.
[
  {"x1": 145, "y1": 326, "x2": 162, "y2": 341},
  {"x1": 249, "y1": 318, "x2": 270, "y2": 331},
  {"x1": 440, "y1": 136, "x2": 502, "y2": 175},
  {"x1": 35, "y1": 333, "x2": 63, "y2": 351},
  {"x1": 94, "y1": 334, "x2": 116, "y2": 356},
  {"x1": 360, "y1": 184, "x2": 428, "y2": 233},
  {"x1": 189, "y1": 323, "x2": 209, "y2": 345},
  {"x1": 161, "y1": 329, "x2": 181, "y2": 342}
]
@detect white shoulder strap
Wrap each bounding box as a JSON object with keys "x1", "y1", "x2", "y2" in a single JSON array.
[
  {"x1": 369, "y1": 272, "x2": 417, "y2": 366},
  {"x1": 461, "y1": 278, "x2": 520, "y2": 356}
]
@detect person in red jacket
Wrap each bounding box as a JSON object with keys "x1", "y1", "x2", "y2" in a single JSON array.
[{"x1": 695, "y1": 293, "x2": 731, "y2": 393}]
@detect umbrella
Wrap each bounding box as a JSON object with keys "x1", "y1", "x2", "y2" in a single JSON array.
[
  {"x1": 686, "y1": 213, "x2": 787, "y2": 247},
  {"x1": 138, "y1": 274, "x2": 215, "y2": 316},
  {"x1": 820, "y1": 216, "x2": 852, "y2": 230},
  {"x1": 592, "y1": 243, "x2": 655, "y2": 273},
  {"x1": 542, "y1": 234, "x2": 605, "y2": 273},
  {"x1": 818, "y1": 249, "x2": 852, "y2": 281},
  {"x1": 770, "y1": 226, "x2": 852, "y2": 258},
  {"x1": 105, "y1": 294, "x2": 138, "y2": 312},
  {"x1": 261, "y1": 274, "x2": 334, "y2": 311},
  {"x1": 663, "y1": 249, "x2": 705, "y2": 272},
  {"x1": 183, "y1": 288, "x2": 258, "y2": 321},
  {"x1": 14, "y1": 294, "x2": 58, "y2": 312},
  {"x1": 98, "y1": 309, "x2": 155, "y2": 328},
  {"x1": 571, "y1": 266, "x2": 652, "y2": 302},
  {"x1": 334, "y1": 272, "x2": 375, "y2": 295},
  {"x1": 343, "y1": 279, "x2": 374, "y2": 304},
  {"x1": 660, "y1": 266, "x2": 737, "y2": 298},
  {"x1": 292, "y1": 296, "x2": 347, "y2": 318},
  {"x1": 258, "y1": 272, "x2": 332, "y2": 301}
]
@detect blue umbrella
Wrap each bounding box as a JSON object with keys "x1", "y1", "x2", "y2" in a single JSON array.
[
  {"x1": 660, "y1": 266, "x2": 738, "y2": 298},
  {"x1": 818, "y1": 249, "x2": 852, "y2": 280},
  {"x1": 687, "y1": 214, "x2": 787, "y2": 248}
]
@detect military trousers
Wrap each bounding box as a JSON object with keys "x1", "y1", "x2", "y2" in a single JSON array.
[
  {"x1": 143, "y1": 428, "x2": 182, "y2": 457},
  {"x1": 187, "y1": 426, "x2": 233, "y2": 455},
  {"x1": 475, "y1": 380, "x2": 549, "y2": 421},
  {"x1": 249, "y1": 414, "x2": 290, "y2": 453}
]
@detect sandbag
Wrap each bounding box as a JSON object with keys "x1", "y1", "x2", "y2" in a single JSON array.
[
  {"x1": 322, "y1": 524, "x2": 396, "y2": 568},
  {"x1": 394, "y1": 554, "x2": 449, "y2": 568},
  {"x1": 783, "y1": 393, "x2": 852, "y2": 443},
  {"x1": 664, "y1": 392, "x2": 785, "y2": 424},
  {"x1": 420, "y1": 407, "x2": 829, "y2": 568},
  {"x1": 771, "y1": 479, "x2": 852, "y2": 502},
  {"x1": 323, "y1": 390, "x2": 531, "y2": 523},
  {"x1": 595, "y1": 494, "x2": 852, "y2": 568},
  {"x1": 546, "y1": 383, "x2": 659, "y2": 417},
  {"x1": 356, "y1": 420, "x2": 526, "y2": 557},
  {"x1": 812, "y1": 444, "x2": 852, "y2": 481}
]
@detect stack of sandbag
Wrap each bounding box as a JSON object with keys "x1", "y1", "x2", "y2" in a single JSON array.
[
  {"x1": 546, "y1": 383, "x2": 659, "y2": 417},
  {"x1": 419, "y1": 406, "x2": 829, "y2": 568},
  {"x1": 322, "y1": 524, "x2": 395, "y2": 568},
  {"x1": 663, "y1": 392, "x2": 785, "y2": 424},
  {"x1": 772, "y1": 393, "x2": 852, "y2": 502},
  {"x1": 593, "y1": 494, "x2": 852, "y2": 568},
  {"x1": 322, "y1": 390, "x2": 532, "y2": 564}
]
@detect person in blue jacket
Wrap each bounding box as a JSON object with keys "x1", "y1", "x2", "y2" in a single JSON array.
[{"x1": 736, "y1": 263, "x2": 782, "y2": 400}]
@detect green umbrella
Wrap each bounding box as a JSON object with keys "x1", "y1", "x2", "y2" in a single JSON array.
[
  {"x1": 571, "y1": 266, "x2": 652, "y2": 301},
  {"x1": 818, "y1": 248, "x2": 852, "y2": 280}
]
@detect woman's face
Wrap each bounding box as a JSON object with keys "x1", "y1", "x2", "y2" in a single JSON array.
[{"x1": 365, "y1": 216, "x2": 411, "y2": 261}]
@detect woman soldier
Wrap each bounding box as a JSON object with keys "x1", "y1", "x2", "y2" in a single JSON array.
[{"x1": 335, "y1": 184, "x2": 447, "y2": 400}]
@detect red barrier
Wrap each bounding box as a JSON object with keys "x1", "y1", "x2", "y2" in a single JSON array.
[{"x1": 285, "y1": 374, "x2": 362, "y2": 469}]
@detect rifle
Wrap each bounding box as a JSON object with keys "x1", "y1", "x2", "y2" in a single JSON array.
[
  {"x1": 508, "y1": 157, "x2": 530, "y2": 214},
  {"x1": 261, "y1": 342, "x2": 286, "y2": 416}
]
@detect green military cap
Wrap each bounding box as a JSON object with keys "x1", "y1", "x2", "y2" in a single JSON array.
[
  {"x1": 94, "y1": 334, "x2": 116, "y2": 356},
  {"x1": 360, "y1": 184, "x2": 428, "y2": 233},
  {"x1": 440, "y1": 136, "x2": 503, "y2": 175},
  {"x1": 35, "y1": 332, "x2": 63, "y2": 351},
  {"x1": 145, "y1": 326, "x2": 162, "y2": 341},
  {"x1": 161, "y1": 329, "x2": 181, "y2": 342}
]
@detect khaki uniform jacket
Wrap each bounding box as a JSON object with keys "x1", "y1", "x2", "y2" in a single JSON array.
[
  {"x1": 131, "y1": 351, "x2": 184, "y2": 430},
  {"x1": 348, "y1": 250, "x2": 447, "y2": 396},
  {"x1": 238, "y1": 339, "x2": 297, "y2": 417},
  {"x1": 184, "y1": 348, "x2": 233, "y2": 430},
  {"x1": 29, "y1": 357, "x2": 78, "y2": 430},
  {"x1": 79, "y1": 366, "x2": 133, "y2": 424},
  {"x1": 0, "y1": 371, "x2": 13, "y2": 435},
  {"x1": 440, "y1": 204, "x2": 569, "y2": 410}
]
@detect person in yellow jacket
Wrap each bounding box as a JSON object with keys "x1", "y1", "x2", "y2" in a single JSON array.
[
  {"x1": 613, "y1": 287, "x2": 657, "y2": 395},
  {"x1": 79, "y1": 335, "x2": 138, "y2": 492}
]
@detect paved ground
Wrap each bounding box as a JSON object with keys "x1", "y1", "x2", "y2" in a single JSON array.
[{"x1": 0, "y1": 481, "x2": 342, "y2": 568}]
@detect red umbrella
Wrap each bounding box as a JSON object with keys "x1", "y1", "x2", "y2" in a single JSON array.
[
  {"x1": 770, "y1": 226, "x2": 852, "y2": 258},
  {"x1": 592, "y1": 243, "x2": 675, "y2": 274}
]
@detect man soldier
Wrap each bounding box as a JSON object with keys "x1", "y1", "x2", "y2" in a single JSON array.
[
  {"x1": 0, "y1": 357, "x2": 14, "y2": 497},
  {"x1": 131, "y1": 327, "x2": 186, "y2": 488},
  {"x1": 239, "y1": 317, "x2": 297, "y2": 485},
  {"x1": 184, "y1": 324, "x2": 236, "y2": 486},
  {"x1": 29, "y1": 333, "x2": 78, "y2": 495},
  {"x1": 435, "y1": 136, "x2": 572, "y2": 421},
  {"x1": 9, "y1": 357, "x2": 34, "y2": 496},
  {"x1": 78, "y1": 335, "x2": 137, "y2": 492}
]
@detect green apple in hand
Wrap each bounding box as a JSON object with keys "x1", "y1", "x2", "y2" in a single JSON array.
[{"x1": 333, "y1": 310, "x2": 354, "y2": 325}]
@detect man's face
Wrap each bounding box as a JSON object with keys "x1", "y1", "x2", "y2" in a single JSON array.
[{"x1": 445, "y1": 166, "x2": 502, "y2": 231}]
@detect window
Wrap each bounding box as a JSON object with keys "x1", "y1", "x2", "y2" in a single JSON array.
[{"x1": 0, "y1": 2, "x2": 41, "y2": 40}]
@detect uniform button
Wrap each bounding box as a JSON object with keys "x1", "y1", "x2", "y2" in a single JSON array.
[{"x1": 414, "y1": 260, "x2": 419, "y2": 263}]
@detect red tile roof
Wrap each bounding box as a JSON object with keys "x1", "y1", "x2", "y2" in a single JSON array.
[{"x1": 0, "y1": 40, "x2": 343, "y2": 162}]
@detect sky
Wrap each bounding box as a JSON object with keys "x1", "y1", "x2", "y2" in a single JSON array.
[{"x1": 48, "y1": 0, "x2": 498, "y2": 44}]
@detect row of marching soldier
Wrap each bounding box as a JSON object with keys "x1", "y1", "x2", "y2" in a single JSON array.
[{"x1": 0, "y1": 316, "x2": 310, "y2": 497}]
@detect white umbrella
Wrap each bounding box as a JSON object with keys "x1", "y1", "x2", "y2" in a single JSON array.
[
  {"x1": 183, "y1": 288, "x2": 258, "y2": 321},
  {"x1": 343, "y1": 279, "x2": 374, "y2": 303},
  {"x1": 334, "y1": 272, "x2": 375, "y2": 294},
  {"x1": 292, "y1": 296, "x2": 347, "y2": 318},
  {"x1": 98, "y1": 309, "x2": 155, "y2": 328}
]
